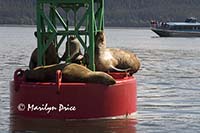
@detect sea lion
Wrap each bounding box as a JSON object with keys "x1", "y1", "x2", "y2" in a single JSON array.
[
  {"x1": 62, "y1": 64, "x2": 116, "y2": 85},
  {"x1": 60, "y1": 36, "x2": 83, "y2": 64},
  {"x1": 25, "y1": 63, "x2": 116, "y2": 86},
  {"x1": 25, "y1": 63, "x2": 66, "y2": 82},
  {"x1": 29, "y1": 43, "x2": 58, "y2": 69},
  {"x1": 29, "y1": 33, "x2": 58, "y2": 69},
  {"x1": 95, "y1": 31, "x2": 141, "y2": 75}
]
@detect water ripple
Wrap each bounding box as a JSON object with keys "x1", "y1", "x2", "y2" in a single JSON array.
[{"x1": 1, "y1": 27, "x2": 200, "y2": 132}]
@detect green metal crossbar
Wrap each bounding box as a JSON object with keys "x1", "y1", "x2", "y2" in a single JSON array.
[{"x1": 36, "y1": 0, "x2": 104, "y2": 71}]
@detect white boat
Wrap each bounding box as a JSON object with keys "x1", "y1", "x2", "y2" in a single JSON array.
[{"x1": 150, "y1": 17, "x2": 200, "y2": 37}]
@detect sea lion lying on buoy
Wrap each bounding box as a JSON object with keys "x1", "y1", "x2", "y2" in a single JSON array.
[
  {"x1": 29, "y1": 33, "x2": 58, "y2": 69},
  {"x1": 60, "y1": 36, "x2": 83, "y2": 64},
  {"x1": 25, "y1": 63, "x2": 66, "y2": 82},
  {"x1": 95, "y1": 31, "x2": 140, "y2": 75},
  {"x1": 62, "y1": 64, "x2": 116, "y2": 85},
  {"x1": 25, "y1": 63, "x2": 116, "y2": 86}
]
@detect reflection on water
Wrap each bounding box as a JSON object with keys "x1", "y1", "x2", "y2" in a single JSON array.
[{"x1": 10, "y1": 116, "x2": 137, "y2": 133}]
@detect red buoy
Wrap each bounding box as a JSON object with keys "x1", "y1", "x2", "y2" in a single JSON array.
[{"x1": 10, "y1": 69, "x2": 137, "y2": 119}]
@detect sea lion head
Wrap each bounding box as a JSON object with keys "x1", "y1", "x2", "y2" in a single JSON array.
[
  {"x1": 24, "y1": 69, "x2": 45, "y2": 82},
  {"x1": 69, "y1": 35, "x2": 76, "y2": 40},
  {"x1": 34, "y1": 31, "x2": 49, "y2": 41},
  {"x1": 61, "y1": 36, "x2": 83, "y2": 64},
  {"x1": 88, "y1": 72, "x2": 116, "y2": 86},
  {"x1": 95, "y1": 31, "x2": 106, "y2": 49}
]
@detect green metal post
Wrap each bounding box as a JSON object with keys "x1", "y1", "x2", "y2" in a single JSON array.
[
  {"x1": 36, "y1": 0, "x2": 104, "y2": 71},
  {"x1": 36, "y1": 1, "x2": 43, "y2": 66},
  {"x1": 88, "y1": 0, "x2": 95, "y2": 70}
]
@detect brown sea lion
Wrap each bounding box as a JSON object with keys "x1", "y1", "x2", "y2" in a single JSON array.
[
  {"x1": 29, "y1": 43, "x2": 58, "y2": 69},
  {"x1": 62, "y1": 64, "x2": 116, "y2": 85},
  {"x1": 95, "y1": 31, "x2": 141, "y2": 75},
  {"x1": 25, "y1": 63, "x2": 66, "y2": 82},
  {"x1": 29, "y1": 33, "x2": 58, "y2": 69},
  {"x1": 60, "y1": 36, "x2": 83, "y2": 64},
  {"x1": 25, "y1": 63, "x2": 116, "y2": 86}
]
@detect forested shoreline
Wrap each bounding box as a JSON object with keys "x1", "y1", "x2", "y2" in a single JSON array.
[{"x1": 1, "y1": 0, "x2": 200, "y2": 27}]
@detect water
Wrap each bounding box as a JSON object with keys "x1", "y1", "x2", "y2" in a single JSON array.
[{"x1": 0, "y1": 26, "x2": 200, "y2": 132}]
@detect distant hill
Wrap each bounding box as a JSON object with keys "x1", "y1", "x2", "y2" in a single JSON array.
[
  {"x1": 1, "y1": 0, "x2": 200, "y2": 27},
  {"x1": 0, "y1": 0, "x2": 36, "y2": 24}
]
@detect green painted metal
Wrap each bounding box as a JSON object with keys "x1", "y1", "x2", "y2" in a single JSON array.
[{"x1": 36, "y1": 0, "x2": 104, "y2": 71}]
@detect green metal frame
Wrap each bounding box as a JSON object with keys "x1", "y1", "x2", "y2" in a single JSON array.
[{"x1": 36, "y1": 0, "x2": 104, "y2": 71}]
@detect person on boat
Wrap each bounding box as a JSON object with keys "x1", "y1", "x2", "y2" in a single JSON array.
[{"x1": 151, "y1": 20, "x2": 158, "y2": 28}]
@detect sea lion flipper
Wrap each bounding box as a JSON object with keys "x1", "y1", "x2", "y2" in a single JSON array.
[{"x1": 110, "y1": 65, "x2": 131, "y2": 72}]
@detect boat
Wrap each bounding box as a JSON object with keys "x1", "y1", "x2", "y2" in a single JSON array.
[{"x1": 150, "y1": 17, "x2": 200, "y2": 37}]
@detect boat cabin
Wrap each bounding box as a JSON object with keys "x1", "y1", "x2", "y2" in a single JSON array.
[{"x1": 151, "y1": 17, "x2": 200, "y2": 31}]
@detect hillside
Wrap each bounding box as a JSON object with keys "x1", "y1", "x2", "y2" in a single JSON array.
[{"x1": 1, "y1": 0, "x2": 200, "y2": 26}]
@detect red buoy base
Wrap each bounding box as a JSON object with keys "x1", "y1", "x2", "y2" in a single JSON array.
[{"x1": 10, "y1": 70, "x2": 137, "y2": 119}]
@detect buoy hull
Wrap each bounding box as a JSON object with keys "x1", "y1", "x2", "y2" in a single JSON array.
[{"x1": 10, "y1": 72, "x2": 137, "y2": 119}]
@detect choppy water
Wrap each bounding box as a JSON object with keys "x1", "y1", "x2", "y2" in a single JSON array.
[{"x1": 0, "y1": 26, "x2": 200, "y2": 133}]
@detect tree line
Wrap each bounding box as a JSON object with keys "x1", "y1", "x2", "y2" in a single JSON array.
[{"x1": 1, "y1": 0, "x2": 200, "y2": 27}]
